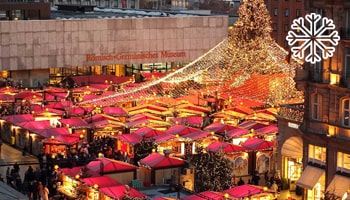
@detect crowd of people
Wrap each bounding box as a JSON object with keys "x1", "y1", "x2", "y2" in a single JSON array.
[{"x1": 5, "y1": 163, "x2": 56, "y2": 200}]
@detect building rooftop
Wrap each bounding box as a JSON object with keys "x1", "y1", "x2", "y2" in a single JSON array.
[{"x1": 50, "y1": 7, "x2": 213, "y2": 20}]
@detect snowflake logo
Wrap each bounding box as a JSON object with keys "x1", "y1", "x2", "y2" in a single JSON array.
[{"x1": 286, "y1": 13, "x2": 340, "y2": 64}]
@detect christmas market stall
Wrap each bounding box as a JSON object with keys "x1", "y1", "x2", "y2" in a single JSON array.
[
  {"x1": 181, "y1": 190, "x2": 226, "y2": 200},
  {"x1": 85, "y1": 157, "x2": 137, "y2": 185},
  {"x1": 223, "y1": 184, "x2": 276, "y2": 200},
  {"x1": 99, "y1": 185, "x2": 146, "y2": 200},
  {"x1": 138, "y1": 152, "x2": 186, "y2": 186}
]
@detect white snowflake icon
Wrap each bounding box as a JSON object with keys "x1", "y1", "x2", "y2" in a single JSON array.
[{"x1": 286, "y1": 13, "x2": 340, "y2": 64}]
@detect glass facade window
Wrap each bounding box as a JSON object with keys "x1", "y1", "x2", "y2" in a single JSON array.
[
  {"x1": 337, "y1": 152, "x2": 350, "y2": 174},
  {"x1": 342, "y1": 98, "x2": 350, "y2": 127},
  {"x1": 296, "y1": 9, "x2": 300, "y2": 17},
  {"x1": 311, "y1": 93, "x2": 322, "y2": 120},
  {"x1": 308, "y1": 144, "x2": 326, "y2": 165},
  {"x1": 274, "y1": 8, "x2": 278, "y2": 16}
]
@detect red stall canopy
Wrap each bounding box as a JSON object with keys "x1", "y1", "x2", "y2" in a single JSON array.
[
  {"x1": 223, "y1": 184, "x2": 274, "y2": 198},
  {"x1": 207, "y1": 141, "x2": 249, "y2": 154},
  {"x1": 139, "y1": 153, "x2": 186, "y2": 169},
  {"x1": 100, "y1": 185, "x2": 145, "y2": 199},
  {"x1": 60, "y1": 118, "x2": 90, "y2": 128},
  {"x1": 116, "y1": 134, "x2": 142, "y2": 146},
  {"x1": 80, "y1": 176, "x2": 122, "y2": 188},
  {"x1": 166, "y1": 125, "x2": 200, "y2": 136},
  {"x1": 204, "y1": 123, "x2": 237, "y2": 134},
  {"x1": 102, "y1": 107, "x2": 128, "y2": 116},
  {"x1": 241, "y1": 138, "x2": 275, "y2": 151},
  {"x1": 255, "y1": 124, "x2": 278, "y2": 134},
  {"x1": 2, "y1": 114, "x2": 34, "y2": 124},
  {"x1": 133, "y1": 127, "x2": 166, "y2": 138},
  {"x1": 226, "y1": 127, "x2": 250, "y2": 138},
  {"x1": 182, "y1": 191, "x2": 226, "y2": 200},
  {"x1": 87, "y1": 158, "x2": 137, "y2": 174},
  {"x1": 18, "y1": 120, "x2": 52, "y2": 132}
]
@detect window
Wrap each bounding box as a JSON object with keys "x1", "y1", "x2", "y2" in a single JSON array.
[
  {"x1": 337, "y1": 152, "x2": 350, "y2": 174},
  {"x1": 311, "y1": 93, "x2": 322, "y2": 120},
  {"x1": 308, "y1": 144, "x2": 326, "y2": 165},
  {"x1": 296, "y1": 9, "x2": 300, "y2": 17},
  {"x1": 284, "y1": 24, "x2": 289, "y2": 32},
  {"x1": 311, "y1": 57, "x2": 323, "y2": 82},
  {"x1": 273, "y1": 23, "x2": 277, "y2": 31},
  {"x1": 274, "y1": 8, "x2": 278, "y2": 16},
  {"x1": 342, "y1": 98, "x2": 350, "y2": 127},
  {"x1": 285, "y1": 9, "x2": 289, "y2": 17}
]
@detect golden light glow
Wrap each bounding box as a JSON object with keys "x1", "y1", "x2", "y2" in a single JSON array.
[
  {"x1": 51, "y1": 135, "x2": 55, "y2": 139},
  {"x1": 98, "y1": 153, "x2": 104, "y2": 158},
  {"x1": 224, "y1": 193, "x2": 229, "y2": 198},
  {"x1": 54, "y1": 165, "x2": 59, "y2": 170},
  {"x1": 330, "y1": 73, "x2": 339, "y2": 85},
  {"x1": 75, "y1": 174, "x2": 80, "y2": 179},
  {"x1": 93, "y1": 184, "x2": 98, "y2": 189},
  {"x1": 78, "y1": 0, "x2": 302, "y2": 107}
]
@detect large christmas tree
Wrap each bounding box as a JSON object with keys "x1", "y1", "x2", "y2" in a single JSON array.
[
  {"x1": 225, "y1": 0, "x2": 299, "y2": 87},
  {"x1": 192, "y1": 150, "x2": 234, "y2": 192}
]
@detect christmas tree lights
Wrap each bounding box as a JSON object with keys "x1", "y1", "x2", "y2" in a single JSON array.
[{"x1": 80, "y1": 0, "x2": 303, "y2": 107}]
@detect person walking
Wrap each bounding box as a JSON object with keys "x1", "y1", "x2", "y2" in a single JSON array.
[{"x1": 42, "y1": 185, "x2": 49, "y2": 200}]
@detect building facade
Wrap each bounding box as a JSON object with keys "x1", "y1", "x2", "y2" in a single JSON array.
[
  {"x1": 264, "y1": 0, "x2": 306, "y2": 49},
  {"x1": 286, "y1": 0, "x2": 350, "y2": 199},
  {"x1": 0, "y1": 15, "x2": 228, "y2": 87}
]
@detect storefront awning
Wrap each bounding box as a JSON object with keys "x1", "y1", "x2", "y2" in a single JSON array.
[
  {"x1": 296, "y1": 165, "x2": 324, "y2": 190},
  {"x1": 326, "y1": 175, "x2": 350, "y2": 198},
  {"x1": 281, "y1": 136, "x2": 303, "y2": 158}
]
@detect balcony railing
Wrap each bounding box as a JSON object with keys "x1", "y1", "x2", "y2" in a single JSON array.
[{"x1": 277, "y1": 103, "x2": 304, "y2": 123}]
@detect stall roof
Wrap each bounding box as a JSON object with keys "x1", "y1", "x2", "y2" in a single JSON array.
[
  {"x1": 223, "y1": 184, "x2": 274, "y2": 198},
  {"x1": 181, "y1": 130, "x2": 209, "y2": 141},
  {"x1": 152, "y1": 133, "x2": 176, "y2": 143},
  {"x1": 42, "y1": 133, "x2": 81, "y2": 144},
  {"x1": 182, "y1": 191, "x2": 225, "y2": 200},
  {"x1": 207, "y1": 141, "x2": 249, "y2": 154},
  {"x1": 139, "y1": 153, "x2": 186, "y2": 169},
  {"x1": 238, "y1": 121, "x2": 268, "y2": 130},
  {"x1": 1, "y1": 114, "x2": 34, "y2": 124},
  {"x1": 102, "y1": 107, "x2": 128, "y2": 116},
  {"x1": 226, "y1": 127, "x2": 250, "y2": 138},
  {"x1": 80, "y1": 176, "x2": 122, "y2": 188},
  {"x1": 115, "y1": 134, "x2": 142, "y2": 145},
  {"x1": 203, "y1": 123, "x2": 237, "y2": 134},
  {"x1": 241, "y1": 138, "x2": 275, "y2": 151},
  {"x1": 132, "y1": 127, "x2": 166, "y2": 138},
  {"x1": 60, "y1": 166, "x2": 98, "y2": 178},
  {"x1": 0, "y1": 93, "x2": 14, "y2": 102},
  {"x1": 46, "y1": 101, "x2": 72, "y2": 110},
  {"x1": 87, "y1": 158, "x2": 137, "y2": 174},
  {"x1": 255, "y1": 124, "x2": 278, "y2": 134},
  {"x1": 18, "y1": 120, "x2": 52, "y2": 132},
  {"x1": 33, "y1": 127, "x2": 71, "y2": 138},
  {"x1": 60, "y1": 118, "x2": 90, "y2": 128},
  {"x1": 165, "y1": 125, "x2": 200, "y2": 136},
  {"x1": 99, "y1": 185, "x2": 146, "y2": 199}
]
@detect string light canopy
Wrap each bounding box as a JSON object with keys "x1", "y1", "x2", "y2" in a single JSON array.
[{"x1": 80, "y1": 0, "x2": 303, "y2": 107}]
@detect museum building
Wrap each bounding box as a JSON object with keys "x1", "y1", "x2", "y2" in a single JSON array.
[{"x1": 0, "y1": 8, "x2": 228, "y2": 88}]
